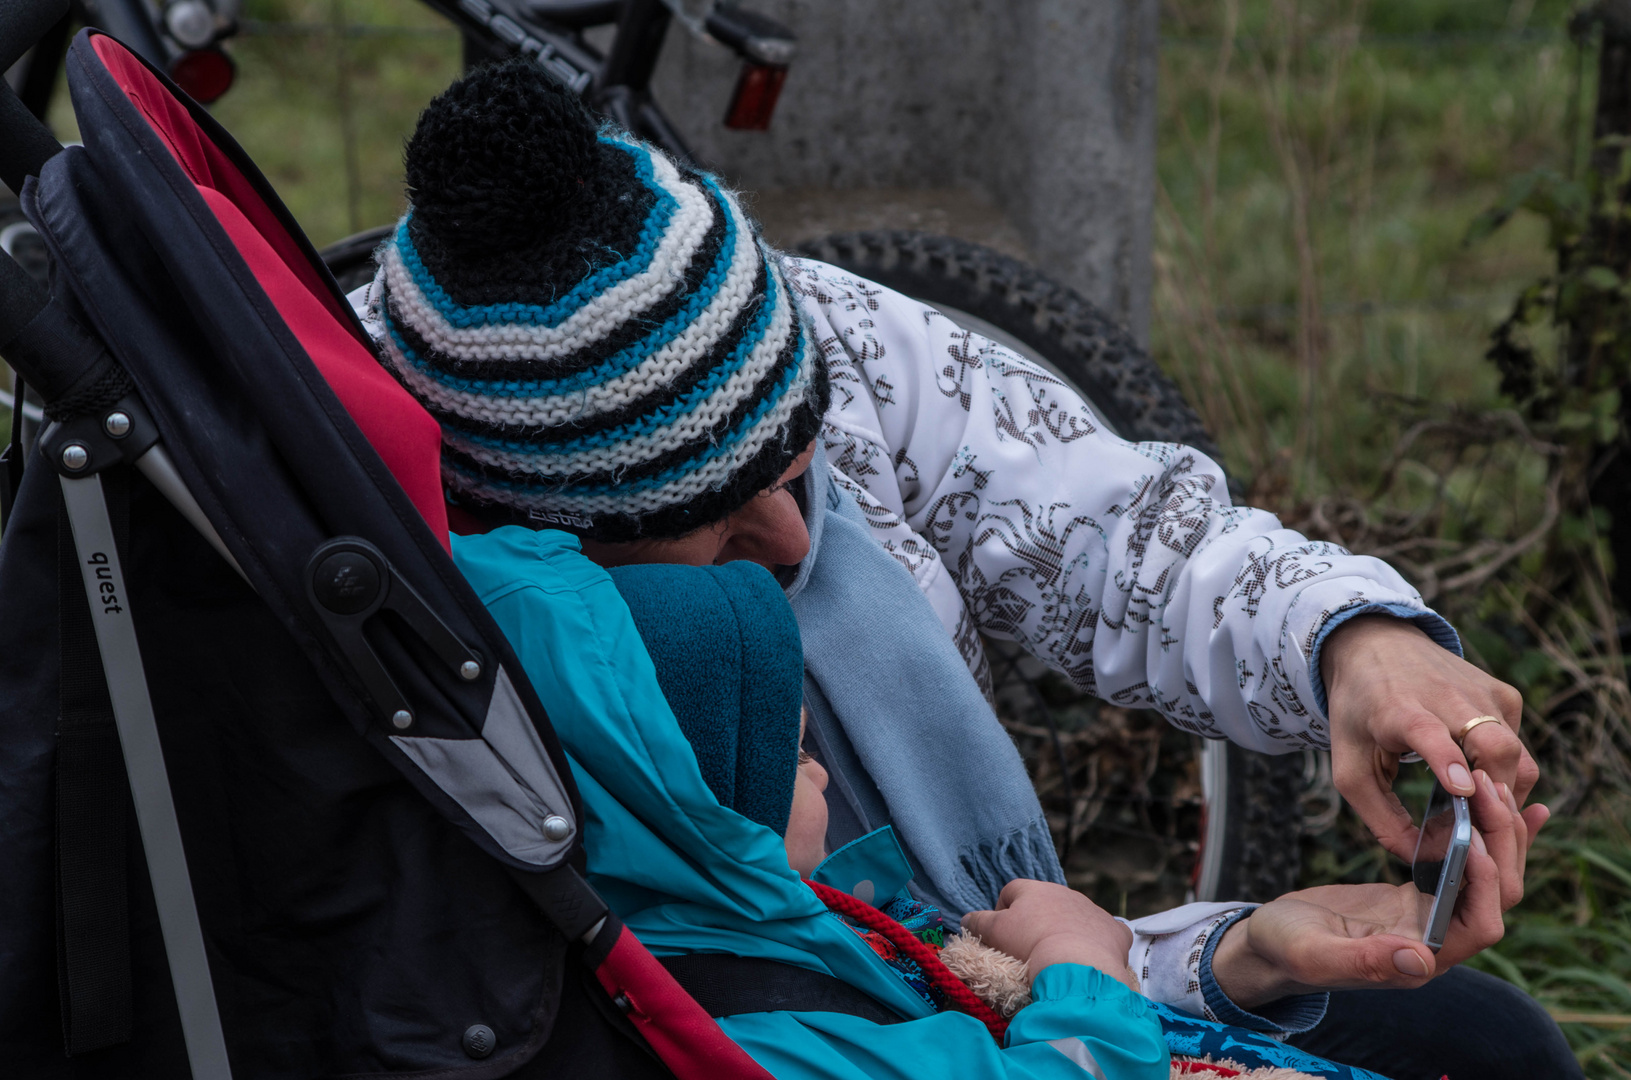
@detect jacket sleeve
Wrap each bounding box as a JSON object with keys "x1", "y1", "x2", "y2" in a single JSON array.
[
  {"x1": 787, "y1": 258, "x2": 1458, "y2": 752},
  {"x1": 1126, "y1": 904, "x2": 1326, "y2": 1037},
  {"x1": 717, "y1": 964, "x2": 1167, "y2": 1080}
]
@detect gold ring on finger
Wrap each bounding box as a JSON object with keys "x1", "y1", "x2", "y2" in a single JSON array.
[{"x1": 1455, "y1": 715, "x2": 1505, "y2": 745}]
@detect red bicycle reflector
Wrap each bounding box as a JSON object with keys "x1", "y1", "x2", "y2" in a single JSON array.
[
  {"x1": 170, "y1": 48, "x2": 235, "y2": 104},
  {"x1": 724, "y1": 63, "x2": 787, "y2": 131}
]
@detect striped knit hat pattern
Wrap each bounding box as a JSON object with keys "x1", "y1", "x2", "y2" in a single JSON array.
[{"x1": 371, "y1": 59, "x2": 827, "y2": 542}]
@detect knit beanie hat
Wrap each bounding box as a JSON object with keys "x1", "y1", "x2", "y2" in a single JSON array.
[
  {"x1": 608, "y1": 560, "x2": 804, "y2": 834},
  {"x1": 370, "y1": 59, "x2": 829, "y2": 542}
]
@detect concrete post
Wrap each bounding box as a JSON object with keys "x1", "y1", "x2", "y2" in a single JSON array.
[{"x1": 651, "y1": 0, "x2": 1159, "y2": 344}]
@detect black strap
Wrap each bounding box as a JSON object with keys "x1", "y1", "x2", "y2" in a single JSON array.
[
  {"x1": 510, "y1": 863, "x2": 610, "y2": 944},
  {"x1": 659, "y1": 954, "x2": 905, "y2": 1026},
  {"x1": 54, "y1": 469, "x2": 133, "y2": 1054}
]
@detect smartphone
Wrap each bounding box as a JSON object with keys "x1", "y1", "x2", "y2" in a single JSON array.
[{"x1": 1411, "y1": 779, "x2": 1473, "y2": 952}]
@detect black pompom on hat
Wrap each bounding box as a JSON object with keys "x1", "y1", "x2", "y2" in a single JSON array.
[{"x1": 369, "y1": 59, "x2": 828, "y2": 541}]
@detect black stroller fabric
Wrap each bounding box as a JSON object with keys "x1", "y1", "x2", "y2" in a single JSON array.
[{"x1": 0, "y1": 30, "x2": 673, "y2": 1079}]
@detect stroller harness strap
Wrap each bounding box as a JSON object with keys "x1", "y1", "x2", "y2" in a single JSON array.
[{"x1": 660, "y1": 953, "x2": 907, "y2": 1027}]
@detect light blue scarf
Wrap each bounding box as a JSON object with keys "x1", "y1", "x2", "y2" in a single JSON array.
[{"x1": 786, "y1": 446, "x2": 1064, "y2": 918}]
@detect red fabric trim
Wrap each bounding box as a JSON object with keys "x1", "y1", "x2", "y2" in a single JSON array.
[
  {"x1": 591, "y1": 925, "x2": 777, "y2": 1080},
  {"x1": 806, "y1": 878, "x2": 1010, "y2": 1043},
  {"x1": 86, "y1": 35, "x2": 449, "y2": 545},
  {"x1": 195, "y1": 187, "x2": 447, "y2": 540},
  {"x1": 90, "y1": 36, "x2": 357, "y2": 340},
  {"x1": 1173, "y1": 1062, "x2": 1243, "y2": 1076}
]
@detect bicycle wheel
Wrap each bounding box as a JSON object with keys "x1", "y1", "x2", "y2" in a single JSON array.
[{"x1": 797, "y1": 230, "x2": 1305, "y2": 911}]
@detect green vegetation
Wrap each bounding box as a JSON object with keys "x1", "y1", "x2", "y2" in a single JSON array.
[
  {"x1": 1157, "y1": 2, "x2": 1631, "y2": 1071},
  {"x1": 44, "y1": 0, "x2": 464, "y2": 248},
  {"x1": 5, "y1": 0, "x2": 1630, "y2": 1071}
]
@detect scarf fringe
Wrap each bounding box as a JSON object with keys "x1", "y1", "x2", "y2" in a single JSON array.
[{"x1": 947, "y1": 817, "x2": 1063, "y2": 915}]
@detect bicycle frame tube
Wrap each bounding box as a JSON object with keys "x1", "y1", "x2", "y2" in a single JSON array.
[
  {"x1": 421, "y1": 0, "x2": 597, "y2": 92},
  {"x1": 427, "y1": 0, "x2": 697, "y2": 165},
  {"x1": 76, "y1": 0, "x2": 170, "y2": 66},
  {"x1": 600, "y1": 0, "x2": 671, "y2": 93}
]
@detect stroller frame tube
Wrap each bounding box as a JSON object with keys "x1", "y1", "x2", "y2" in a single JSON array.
[
  {"x1": 133, "y1": 443, "x2": 248, "y2": 583},
  {"x1": 59, "y1": 471, "x2": 234, "y2": 1080}
]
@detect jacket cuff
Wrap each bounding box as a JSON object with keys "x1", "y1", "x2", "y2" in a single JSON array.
[
  {"x1": 1030, "y1": 962, "x2": 1149, "y2": 1013},
  {"x1": 1306, "y1": 602, "x2": 1462, "y2": 717},
  {"x1": 1198, "y1": 909, "x2": 1328, "y2": 1037}
]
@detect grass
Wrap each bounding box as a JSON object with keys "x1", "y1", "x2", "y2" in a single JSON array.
[
  {"x1": 1154, "y1": 1, "x2": 1631, "y2": 1071},
  {"x1": 5, "y1": 0, "x2": 1631, "y2": 1072}
]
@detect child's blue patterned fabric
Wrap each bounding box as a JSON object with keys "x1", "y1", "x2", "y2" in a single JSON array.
[{"x1": 1152, "y1": 1002, "x2": 1395, "y2": 1080}]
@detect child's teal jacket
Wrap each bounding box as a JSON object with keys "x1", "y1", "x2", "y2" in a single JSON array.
[{"x1": 452, "y1": 525, "x2": 1168, "y2": 1080}]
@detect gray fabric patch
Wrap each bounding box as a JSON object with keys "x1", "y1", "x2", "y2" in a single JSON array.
[{"x1": 391, "y1": 666, "x2": 574, "y2": 866}]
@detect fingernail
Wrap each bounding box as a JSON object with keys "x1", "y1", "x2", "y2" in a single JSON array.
[
  {"x1": 1472, "y1": 828, "x2": 1487, "y2": 855},
  {"x1": 1393, "y1": 948, "x2": 1430, "y2": 977},
  {"x1": 1448, "y1": 762, "x2": 1474, "y2": 792},
  {"x1": 1501, "y1": 783, "x2": 1518, "y2": 812}
]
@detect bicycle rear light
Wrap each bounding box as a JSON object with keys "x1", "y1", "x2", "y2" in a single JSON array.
[
  {"x1": 724, "y1": 62, "x2": 787, "y2": 131},
  {"x1": 170, "y1": 47, "x2": 234, "y2": 103},
  {"x1": 708, "y1": 4, "x2": 795, "y2": 131}
]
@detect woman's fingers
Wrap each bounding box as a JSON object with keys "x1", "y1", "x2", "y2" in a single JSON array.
[
  {"x1": 1522, "y1": 802, "x2": 1550, "y2": 852},
  {"x1": 1469, "y1": 769, "x2": 1525, "y2": 910},
  {"x1": 1408, "y1": 709, "x2": 1480, "y2": 801},
  {"x1": 1334, "y1": 744, "x2": 1417, "y2": 860},
  {"x1": 1276, "y1": 918, "x2": 1436, "y2": 991},
  {"x1": 1461, "y1": 711, "x2": 1534, "y2": 801},
  {"x1": 1434, "y1": 825, "x2": 1506, "y2": 968}
]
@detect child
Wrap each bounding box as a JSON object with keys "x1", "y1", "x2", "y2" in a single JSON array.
[{"x1": 451, "y1": 526, "x2": 1386, "y2": 1080}]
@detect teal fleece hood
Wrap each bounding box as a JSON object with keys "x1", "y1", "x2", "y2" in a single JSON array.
[
  {"x1": 451, "y1": 526, "x2": 1168, "y2": 1080},
  {"x1": 607, "y1": 559, "x2": 804, "y2": 837},
  {"x1": 452, "y1": 526, "x2": 935, "y2": 1020}
]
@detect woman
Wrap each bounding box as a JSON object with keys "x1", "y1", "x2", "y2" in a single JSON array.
[{"x1": 365, "y1": 60, "x2": 1565, "y2": 1077}]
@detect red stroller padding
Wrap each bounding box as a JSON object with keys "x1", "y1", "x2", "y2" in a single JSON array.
[{"x1": 90, "y1": 34, "x2": 449, "y2": 548}]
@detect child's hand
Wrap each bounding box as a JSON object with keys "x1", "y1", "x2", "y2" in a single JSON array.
[{"x1": 961, "y1": 880, "x2": 1138, "y2": 992}]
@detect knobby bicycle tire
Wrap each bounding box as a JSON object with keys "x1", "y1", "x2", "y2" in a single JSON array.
[{"x1": 798, "y1": 231, "x2": 1303, "y2": 907}]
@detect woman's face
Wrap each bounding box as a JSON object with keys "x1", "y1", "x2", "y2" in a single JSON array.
[
  {"x1": 785, "y1": 709, "x2": 829, "y2": 877},
  {"x1": 579, "y1": 442, "x2": 817, "y2": 572}
]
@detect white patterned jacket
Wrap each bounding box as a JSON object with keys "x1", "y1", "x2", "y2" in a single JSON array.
[{"x1": 787, "y1": 257, "x2": 1457, "y2": 754}]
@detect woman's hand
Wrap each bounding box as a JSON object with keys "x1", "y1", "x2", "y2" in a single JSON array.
[
  {"x1": 1211, "y1": 768, "x2": 1532, "y2": 1008},
  {"x1": 1321, "y1": 616, "x2": 1545, "y2": 864},
  {"x1": 961, "y1": 880, "x2": 1139, "y2": 992}
]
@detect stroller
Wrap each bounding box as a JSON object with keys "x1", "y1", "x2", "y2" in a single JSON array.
[{"x1": 0, "y1": 4, "x2": 782, "y2": 1078}]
